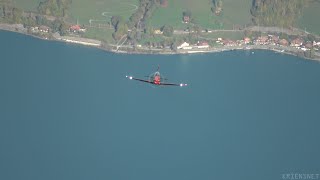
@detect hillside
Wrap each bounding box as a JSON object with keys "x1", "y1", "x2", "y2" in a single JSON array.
[{"x1": 5, "y1": 0, "x2": 320, "y2": 47}]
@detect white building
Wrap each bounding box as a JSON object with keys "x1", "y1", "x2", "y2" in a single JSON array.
[{"x1": 177, "y1": 42, "x2": 191, "y2": 49}]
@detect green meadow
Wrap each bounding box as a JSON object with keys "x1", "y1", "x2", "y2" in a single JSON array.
[
  {"x1": 82, "y1": 27, "x2": 115, "y2": 43},
  {"x1": 69, "y1": 0, "x2": 139, "y2": 25},
  {"x1": 220, "y1": 0, "x2": 252, "y2": 28},
  {"x1": 200, "y1": 31, "x2": 244, "y2": 40},
  {"x1": 13, "y1": 0, "x2": 40, "y2": 11},
  {"x1": 11, "y1": 0, "x2": 319, "y2": 44},
  {"x1": 149, "y1": 0, "x2": 252, "y2": 30}
]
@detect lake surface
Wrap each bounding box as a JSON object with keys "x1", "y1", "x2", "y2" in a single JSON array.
[{"x1": 1, "y1": 31, "x2": 320, "y2": 180}]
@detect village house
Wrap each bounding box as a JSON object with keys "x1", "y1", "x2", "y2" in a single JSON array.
[
  {"x1": 70, "y1": 25, "x2": 86, "y2": 33},
  {"x1": 290, "y1": 38, "x2": 304, "y2": 47},
  {"x1": 216, "y1": 38, "x2": 223, "y2": 44},
  {"x1": 160, "y1": 0, "x2": 168, "y2": 7},
  {"x1": 266, "y1": 35, "x2": 279, "y2": 45},
  {"x1": 177, "y1": 42, "x2": 192, "y2": 49},
  {"x1": 271, "y1": 35, "x2": 279, "y2": 43},
  {"x1": 243, "y1": 37, "x2": 251, "y2": 44},
  {"x1": 313, "y1": 41, "x2": 320, "y2": 46},
  {"x1": 153, "y1": 29, "x2": 163, "y2": 35},
  {"x1": 256, "y1": 36, "x2": 268, "y2": 45},
  {"x1": 222, "y1": 39, "x2": 237, "y2": 46},
  {"x1": 305, "y1": 42, "x2": 313, "y2": 49},
  {"x1": 197, "y1": 41, "x2": 209, "y2": 49},
  {"x1": 183, "y1": 16, "x2": 190, "y2": 23},
  {"x1": 279, "y1": 39, "x2": 289, "y2": 46},
  {"x1": 236, "y1": 40, "x2": 244, "y2": 46},
  {"x1": 39, "y1": 26, "x2": 50, "y2": 33}
]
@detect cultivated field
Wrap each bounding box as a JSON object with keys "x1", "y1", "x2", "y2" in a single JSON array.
[
  {"x1": 297, "y1": 1, "x2": 320, "y2": 35},
  {"x1": 69, "y1": 0, "x2": 139, "y2": 25},
  {"x1": 149, "y1": 0, "x2": 252, "y2": 30}
]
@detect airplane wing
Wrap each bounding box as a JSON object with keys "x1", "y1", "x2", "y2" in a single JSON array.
[
  {"x1": 126, "y1": 76, "x2": 187, "y2": 87},
  {"x1": 126, "y1": 76, "x2": 153, "y2": 84},
  {"x1": 160, "y1": 82, "x2": 188, "y2": 87}
]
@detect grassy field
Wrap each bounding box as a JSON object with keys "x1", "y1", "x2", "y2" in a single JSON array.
[
  {"x1": 221, "y1": 0, "x2": 252, "y2": 28},
  {"x1": 200, "y1": 31, "x2": 244, "y2": 40},
  {"x1": 82, "y1": 27, "x2": 115, "y2": 43},
  {"x1": 13, "y1": 0, "x2": 139, "y2": 24},
  {"x1": 297, "y1": 1, "x2": 320, "y2": 35},
  {"x1": 149, "y1": 0, "x2": 252, "y2": 30},
  {"x1": 69, "y1": 0, "x2": 139, "y2": 25},
  {"x1": 13, "y1": 0, "x2": 40, "y2": 11},
  {"x1": 149, "y1": 0, "x2": 214, "y2": 29}
]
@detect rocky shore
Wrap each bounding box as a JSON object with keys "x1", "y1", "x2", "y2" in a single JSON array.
[{"x1": 0, "y1": 24, "x2": 28, "y2": 34}]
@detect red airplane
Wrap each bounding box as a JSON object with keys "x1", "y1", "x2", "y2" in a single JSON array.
[{"x1": 126, "y1": 66, "x2": 188, "y2": 87}]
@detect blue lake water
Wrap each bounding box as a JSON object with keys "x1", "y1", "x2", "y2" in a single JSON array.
[{"x1": 1, "y1": 30, "x2": 320, "y2": 180}]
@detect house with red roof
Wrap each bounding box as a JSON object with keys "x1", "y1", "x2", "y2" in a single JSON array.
[
  {"x1": 279, "y1": 39, "x2": 289, "y2": 46},
  {"x1": 290, "y1": 38, "x2": 304, "y2": 47},
  {"x1": 70, "y1": 25, "x2": 86, "y2": 33},
  {"x1": 244, "y1": 37, "x2": 251, "y2": 44},
  {"x1": 197, "y1": 41, "x2": 209, "y2": 48}
]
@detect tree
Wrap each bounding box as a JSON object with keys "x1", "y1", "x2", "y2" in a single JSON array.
[
  {"x1": 310, "y1": 48, "x2": 315, "y2": 58},
  {"x1": 116, "y1": 21, "x2": 128, "y2": 34},
  {"x1": 279, "y1": 32, "x2": 288, "y2": 40},
  {"x1": 52, "y1": 19, "x2": 62, "y2": 32},
  {"x1": 111, "y1": 16, "x2": 122, "y2": 28},
  {"x1": 182, "y1": 10, "x2": 192, "y2": 18},
  {"x1": 305, "y1": 48, "x2": 316, "y2": 59},
  {"x1": 307, "y1": 34, "x2": 316, "y2": 42},
  {"x1": 244, "y1": 30, "x2": 253, "y2": 38},
  {"x1": 212, "y1": 0, "x2": 223, "y2": 15},
  {"x1": 35, "y1": 15, "x2": 49, "y2": 25},
  {"x1": 216, "y1": 0, "x2": 222, "y2": 8},
  {"x1": 37, "y1": 0, "x2": 72, "y2": 17},
  {"x1": 161, "y1": 25, "x2": 173, "y2": 37},
  {"x1": 22, "y1": 16, "x2": 36, "y2": 27},
  {"x1": 250, "y1": 0, "x2": 306, "y2": 27},
  {"x1": 12, "y1": 8, "x2": 22, "y2": 23},
  {"x1": 59, "y1": 20, "x2": 68, "y2": 35},
  {"x1": 112, "y1": 20, "x2": 128, "y2": 40}
]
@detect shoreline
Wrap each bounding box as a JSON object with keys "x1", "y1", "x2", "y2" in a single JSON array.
[{"x1": 1, "y1": 23, "x2": 319, "y2": 62}]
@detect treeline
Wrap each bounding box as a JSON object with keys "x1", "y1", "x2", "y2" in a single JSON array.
[
  {"x1": 111, "y1": 16, "x2": 128, "y2": 40},
  {"x1": 128, "y1": 0, "x2": 159, "y2": 30},
  {"x1": 112, "y1": 0, "x2": 161, "y2": 42},
  {"x1": 124, "y1": 0, "x2": 203, "y2": 50},
  {"x1": 250, "y1": 0, "x2": 306, "y2": 27},
  {"x1": 22, "y1": 12, "x2": 69, "y2": 35},
  {"x1": 38, "y1": 0, "x2": 72, "y2": 17},
  {"x1": 211, "y1": 0, "x2": 223, "y2": 16}
]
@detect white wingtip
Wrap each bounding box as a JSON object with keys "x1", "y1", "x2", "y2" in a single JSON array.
[{"x1": 126, "y1": 76, "x2": 133, "y2": 80}]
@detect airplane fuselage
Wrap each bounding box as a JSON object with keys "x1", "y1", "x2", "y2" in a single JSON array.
[{"x1": 153, "y1": 75, "x2": 161, "y2": 85}]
